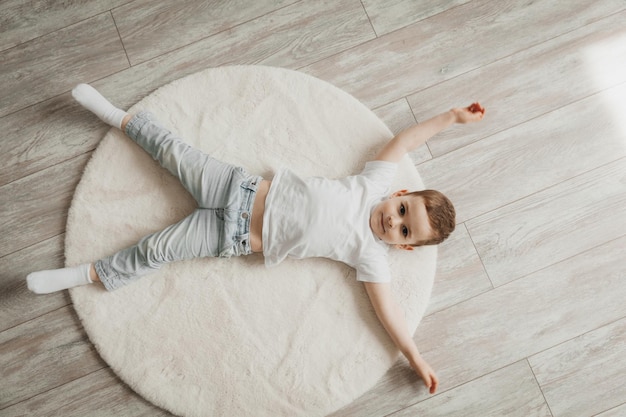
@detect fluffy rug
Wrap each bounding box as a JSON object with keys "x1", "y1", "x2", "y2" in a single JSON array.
[{"x1": 66, "y1": 66, "x2": 437, "y2": 417}]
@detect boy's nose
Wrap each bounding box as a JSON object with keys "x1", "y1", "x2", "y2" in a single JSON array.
[{"x1": 387, "y1": 215, "x2": 397, "y2": 228}]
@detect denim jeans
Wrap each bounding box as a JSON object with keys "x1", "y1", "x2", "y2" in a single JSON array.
[{"x1": 95, "y1": 111, "x2": 262, "y2": 291}]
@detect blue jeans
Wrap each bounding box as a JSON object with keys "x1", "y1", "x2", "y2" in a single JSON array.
[{"x1": 95, "y1": 111, "x2": 262, "y2": 291}]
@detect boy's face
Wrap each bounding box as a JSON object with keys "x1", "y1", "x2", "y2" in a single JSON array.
[{"x1": 369, "y1": 190, "x2": 434, "y2": 250}]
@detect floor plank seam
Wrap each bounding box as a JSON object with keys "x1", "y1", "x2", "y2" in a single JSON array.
[
  {"x1": 462, "y1": 222, "x2": 495, "y2": 289},
  {"x1": 527, "y1": 314, "x2": 626, "y2": 369},
  {"x1": 110, "y1": 11, "x2": 132, "y2": 68},
  {"x1": 466, "y1": 230, "x2": 626, "y2": 295},
  {"x1": 0, "y1": 303, "x2": 71, "y2": 335},
  {"x1": 424, "y1": 231, "x2": 625, "y2": 319},
  {"x1": 456, "y1": 154, "x2": 626, "y2": 231},
  {"x1": 121, "y1": 0, "x2": 305, "y2": 67},
  {"x1": 358, "y1": 0, "x2": 378, "y2": 38},
  {"x1": 400, "y1": 19, "x2": 626, "y2": 127},
  {"x1": 415, "y1": 82, "x2": 626, "y2": 166},
  {"x1": 0, "y1": 9, "x2": 114, "y2": 55},
  {"x1": 600, "y1": 402, "x2": 626, "y2": 416},
  {"x1": 0, "y1": 145, "x2": 97, "y2": 192},
  {"x1": 526, "y1": 358, "x2": 555, "y2": 417},
  {"x1": 0, "y1": 365, "x2": 107, "y2": 412},
  {"x1": 0, "y1": 232, "x2": 64, "y2": 262},
  {"x1": 364, "y1": 0, "x2": 474, "y2": 40},
  {"x1": 423, "y1": 285, "x2": 493, "y2": 319},
  {"x1": 3, "y1": 2, "x2": 625, "y2": 414}
]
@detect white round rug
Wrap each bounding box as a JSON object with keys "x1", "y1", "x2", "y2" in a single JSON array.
[{"x1": 66, "y1": 66, "x2": 437, "y2": 417}]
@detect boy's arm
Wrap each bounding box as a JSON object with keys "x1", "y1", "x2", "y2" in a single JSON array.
[
  {"x1": 363, "y1": 281, "x2": 439, "y2": 394},
  {"x1": 375, "y1": 103, "x2": 485, "y2": 163}
]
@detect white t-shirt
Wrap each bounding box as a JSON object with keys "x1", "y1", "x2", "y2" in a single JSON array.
[{"x1": 262, "y1": 161, "x2": 397, "y2": 283}]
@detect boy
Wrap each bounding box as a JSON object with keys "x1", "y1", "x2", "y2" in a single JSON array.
[{"x1": 27, "y1": 84, "x2": 485, "y2": 394}]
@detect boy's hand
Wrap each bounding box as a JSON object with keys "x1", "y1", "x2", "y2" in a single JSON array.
[
  {"x1": 451, "y1": 102, "x2": 486, "y2": 124},
  {"x1": 410, "y1": 356, "x2": 439, "y2": 394}
]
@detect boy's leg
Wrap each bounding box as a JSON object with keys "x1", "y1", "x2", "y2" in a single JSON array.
[
  {"x1": 71, "y1": 83, "x2": 242, "y2": 209},
  {"x1": 27, "y1": 207, "x2": 223, "y2": 294},
  {"x1": 124, "y1": 111, "x2": 243, "y2": 209},
  {"x1": 95, "y1": 208, "x2": 223, "y2": 291},
  {"x1": 72, "y1": 84, "x2": 128, "y2": 129}
]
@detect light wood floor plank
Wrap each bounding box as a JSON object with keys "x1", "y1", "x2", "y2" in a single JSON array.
[
  {"x1": 0, "y1": 13, "x2": 128, "y2": 118},
  {"x1": 64, "y1": 0, "x2": 377, "y2": 127},
  {"x1": 0, "y1": 155, "x2": 90, "y2": 258},
  {"x1": 596, "y1": 403, "x2": 626, "y2": 417},
  {"x1": 418, "y1": 83, "x2": 626, "y2": 224},
  {"x1": 409, "y1": 9, "x2": 626, "y2": 157},
  {"x1": 0, "y1": 0, "x2": 378, "y2": 191},
  {"x1": 334, "y1": 236, "x2": 626, "y2": 416},
  {"x1": 0, "y1": 306, "x2": 104, "y2": 408},
  {"x1": 361, "y1": 0, "x2": 470, "y2": 36},
  {"x1": 390, "y1": 361, "x2": 550, "y2": 417},
  {"x1": 0, "y1": 235, "x2": 68, "y2": 332},
  {"x1": 529, "y1": 317, "x2": 626, "y2": 417},
  {"x1": 372, "y1": 99, "x2": 432, "y2": 164},
  {"x1": 3, "y1": 1, "x2": 626, "y2": 416},
  {"x1": 1, "y1": 91, "x2": 111, "y2": 187},
  {"x1": 0, "y1": 0, "x2": 128, "y2": 52},
  {"x1": 467, "y1": 158, "x2": 626, "y2": 286},
  {"x1": 2, "y1": 368, "x2": 171, "y2": 417},
  {"x1": 426, "y1": 224, "x2": 492, "y2": 315},
  {"x1": 415, "y1": 236, "x2": 626, "y2": 404},
  {"x1": 301, "y1": 0, "x2": 625, "y2": 109},
  {"x1": 112, "y1": 0, "x2": 298, "y2": 65}
]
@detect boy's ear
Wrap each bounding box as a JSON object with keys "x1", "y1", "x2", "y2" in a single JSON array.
[
  {"x1": 395, "y1": 244, "x2": 414, "y2": 251},
  {"x1": 391, "y1": 189, "x2": 408, "y2": 198}
]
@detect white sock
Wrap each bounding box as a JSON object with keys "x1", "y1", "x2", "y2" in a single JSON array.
[
  {"x1": 27, "y1": 263, "x2": 93, "y2": 294},
  {"x1": 72, "y1": 84, "x2": 128, "y2": 129}
]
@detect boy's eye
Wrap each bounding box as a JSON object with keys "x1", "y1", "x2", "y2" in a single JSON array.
[
  {"x1": 402, "y1": 226, "x2": 408, "y2": 237},
  {"x1": 400, "y1": 204, "x2": 405, "y2": 215}
]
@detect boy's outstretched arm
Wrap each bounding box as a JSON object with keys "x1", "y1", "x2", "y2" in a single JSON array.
[
  {"x1": 375, "y1": 103, "x2": 485, "y2": 163},
  {"x1": 363, "y1": 281, "x2": 439, "y2": 394}
]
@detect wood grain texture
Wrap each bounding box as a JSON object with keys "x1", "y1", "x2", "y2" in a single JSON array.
[
  {"x1": 0, "y1": 91, "x2": 111, "y2": 186},
  {"x1": 409, "y1": 8, "x2": 626, "y2": 157},
  {"x1": 0, "y1": 155, "x2": 90, "y2": 258},
  {"x1": 467, "y1": 158, "x2": 626, "y2": 286},
  {"x1": 418, "y1": 83, "x2": 626, "y2": 224},
  {"x1": 0, "y1": 306, "x2": 105, "y2": 408},
  {"x1": 59, "y1": 0, "x2": 377, "y2": 130},
  {"x1": 0, "y1": 0, "x2": 127, "y2": 52},
  {"x1": 1, "y1": 368, "x2": 172, "y2": 417},
  {"x1": 426, "y1": 224, "x2": 492, "y2": 315},
  {"x1": 371, "y1": 98, "x2": 432, "y2": 164},
  {"x1": 112, "y1": 0, "x2": 298, "y2": 65},
  {"x1": 361, "y1": 0, "x2": 470, "y2": 36},
  {"x1": 529, "y1": 317, "x2": 626, "y2": 417},
  {"x1": 335, "y1": 236, "x2": 626, "y2": 416},
  {"x1": 414, "y1": 236, "x2": 626, "y2": 408},
  {"x1": 0, "y1": 12, "x2": 128, "y2": 117},
  {"x1": 596, "y1": 403, "x2": 626, "y2": 417},
  {"x1": 391, "y1": 361, "x2": 550, "y2": 417},
  {"x1": 3, "y1": 1, "x2": 626, "y2": 415},
  {"x1": 302, "y1": 0, "x2": 626, "y2": 109},
  {"x1": 0, "y1": 235, "x2": 68, "y2": 332}
]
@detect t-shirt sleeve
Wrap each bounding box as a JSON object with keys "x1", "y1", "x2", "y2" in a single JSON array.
[
  {"x1": 355, "y1": 255, "x2": 392, "y2": 283},
  {"x1": 360, "y1": 161, "x2": 398, "y2": 192}
]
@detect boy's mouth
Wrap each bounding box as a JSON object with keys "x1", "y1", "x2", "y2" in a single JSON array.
[{"x1": 381, "y1": 213, "x2": 385, "y2": 233}]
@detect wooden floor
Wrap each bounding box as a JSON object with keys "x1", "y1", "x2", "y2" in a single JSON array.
[{"x1": 1, "y1": 1, "x2": 625, "y2": 416}]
